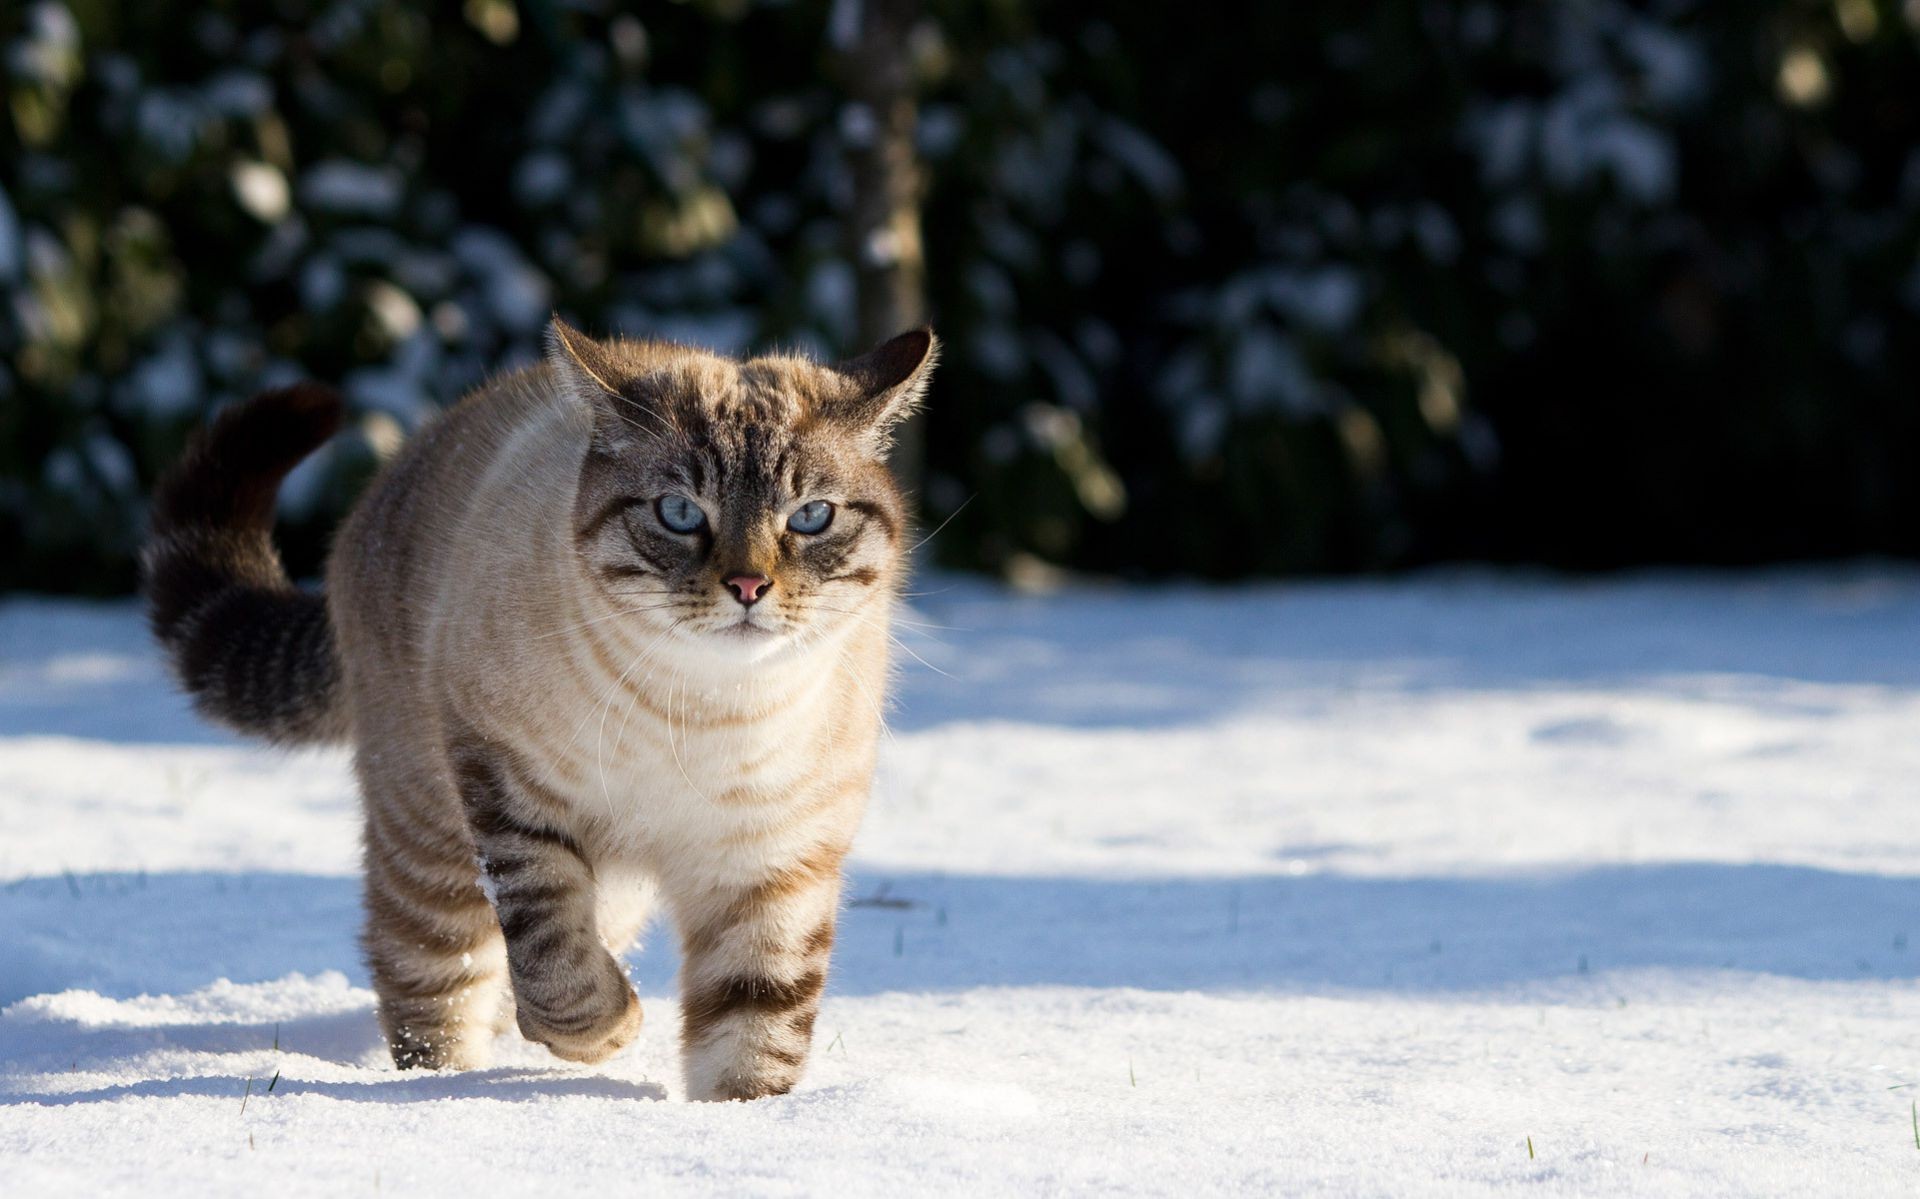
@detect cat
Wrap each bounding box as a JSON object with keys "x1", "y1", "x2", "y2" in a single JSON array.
[{"x1": 143, "y1": 318, "x2": 936, "y2": 1100}]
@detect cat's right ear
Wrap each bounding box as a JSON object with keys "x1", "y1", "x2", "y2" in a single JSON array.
[
  {"x1": 546, "y1": 316, "x2": 626, "y2": 405},
  {"x1": 547, "y1": 317, "x2": 663, "y2": 448}
]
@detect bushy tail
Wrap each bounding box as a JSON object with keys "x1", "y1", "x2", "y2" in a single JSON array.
[{"x1": 143, "y1": 385, "x2": 349, "y2": 746}]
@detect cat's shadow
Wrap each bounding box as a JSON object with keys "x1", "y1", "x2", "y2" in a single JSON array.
[
  {"x1": 16, "y1": 1067, "x2": 668, "y2": 1108},
  {"x1": 8, "y1": 1006, "x2": 381, "y2": 1069},
  {"x1": 0, "y1": 1006, "x2": 668, "y2": 1106},
  {"x1": 6, "y1": 858, "x2": 1917, "y2": 1107}
]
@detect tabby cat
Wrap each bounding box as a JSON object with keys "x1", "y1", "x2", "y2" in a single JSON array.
[{"x1": 144, "y1": 319, "x2": 936, "y2": 1100}]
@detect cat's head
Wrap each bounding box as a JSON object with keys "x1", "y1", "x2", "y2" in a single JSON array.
[{"x1": 550, "y1": 317, "x2": 935, "y2": 656}]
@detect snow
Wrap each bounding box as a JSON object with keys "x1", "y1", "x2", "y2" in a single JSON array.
[
  {"x1": 201, "y1": 71, "x2": 274, "y2": 119},
  {"x1": 3, "y1": 569, "x2": 1919, "y2": 1194},
  {"x1": 341, "y1": 331, "x2": 440, "y2": 424},
  {"x1": 229, "y1": 161, "x2": 291, "y2": 224},
  {"x1": 450, "y1": 227, "x2": 551, "y2": 333},
  {"x1": 0, "y1": 184, "x2": 19, "y2": 283},
  {"x1": 1092, "y1": 116, "x2": 1184, "y2": 202},
  {"x1": 511, "y1": 151, "x2": 572, "y2": 206},
  {"x1": 8, "y1": 3, "x2": 79, "y2": 86},
  {"x1": 298, "y1": 160, "x2": 405, "y2": 218},
  {"x1": 827, "y1": 0, "x2": 864, "y2": 52},
  {"x1": 123, "y1": 331, "x2": 204, "y2": 418},
  {"x1": 1228, "y1": 326, "x2": 1318, "y2": 415}
]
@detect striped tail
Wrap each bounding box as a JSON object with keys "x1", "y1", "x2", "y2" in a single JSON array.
[{"x1": 143, "y1": 384, "x2": 350, "y2": 746}]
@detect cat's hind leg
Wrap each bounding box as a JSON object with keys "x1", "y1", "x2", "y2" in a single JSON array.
[{"x1": 358, "y1": 752, "x2": 509, "y2": 1070}]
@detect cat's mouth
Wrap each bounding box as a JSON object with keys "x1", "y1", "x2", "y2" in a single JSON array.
[{"x1": 715, "y1": 617, "x2": 781, "y2": 640}]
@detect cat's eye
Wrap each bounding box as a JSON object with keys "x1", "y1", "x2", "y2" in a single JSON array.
[
  {"x1": 788, "y1": 500, "x2": 834, "y2": 535},
  {"x1": 656, "y1": 494, "x2": 707, "y2": 534}
]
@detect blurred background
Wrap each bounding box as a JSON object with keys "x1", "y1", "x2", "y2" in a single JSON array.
[{"x1": 3, "y1": 0, "x2": 1919, "y2": 594}]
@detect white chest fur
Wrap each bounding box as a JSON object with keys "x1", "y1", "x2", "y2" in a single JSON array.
[{"x1": 426, "y1": 400, "x2": 886, "y2": 888}]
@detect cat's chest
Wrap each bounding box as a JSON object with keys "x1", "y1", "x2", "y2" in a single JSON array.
[{"x1": 526, "y1": 658, "x2": 856, "y2": 846}]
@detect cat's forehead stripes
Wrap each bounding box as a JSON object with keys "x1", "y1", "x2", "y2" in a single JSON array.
[
  {"x1": 637, "y1": 357, "x2": 846, "y2": 500},
  {"x1": 642, "y1": 357, "x2": 824, "y2": 433}
]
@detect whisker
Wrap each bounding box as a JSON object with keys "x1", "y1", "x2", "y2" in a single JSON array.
[
  {"x1": 886, "y1": 632, "x2": 955, "y2": 679},
  {"x1": 822, "y1": 603, "x2": 958, "y2": 684},
  {"x1": 536, "y1": 611, "x2": 679, "y2": 795},
  {"x1": 837, "y1": 642, "x2": 897, "y2": 748},
  {"x1": 907, "y1": 494, "x2": 975, "y2": 556},
  {"x1": 664, "y1": 665, "x2": 719, "y2": 809},
  {"x1": 803, "y1": 603, "x2": 958, "y2": 648},
  {"x1": 593, "y1": 617, "x2": 688, "y2": 822},
  {"x1": 889, "y1": 616, "x2": 965, "y2": 633},
  {"x1": 590, "y1": 391, "x2": 674, "y2": 441},
  {"x1": 530, "y1": 600, "x2": 685, "y2": 641}
]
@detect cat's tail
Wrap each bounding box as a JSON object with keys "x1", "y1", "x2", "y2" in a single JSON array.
[{"x1": 142, "y1": 384, "x2": 351, "y2": 746}]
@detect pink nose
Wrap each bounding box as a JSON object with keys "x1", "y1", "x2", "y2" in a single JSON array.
[{"x1": 725, "y1": 574, "x2": 771, "y2": 605}]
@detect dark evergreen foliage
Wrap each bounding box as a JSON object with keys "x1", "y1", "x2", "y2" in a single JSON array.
[{"x1": 4, "y1": 0, "x2": 1918, "y2": 591}]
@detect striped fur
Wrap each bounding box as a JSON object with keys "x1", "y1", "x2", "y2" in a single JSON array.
[
  {"x1": 143, "y1": 320, "x2": 935, "y2": 1100},
  {"x1": 144, "y1": 384, "x2": 349, "y2": 746}
]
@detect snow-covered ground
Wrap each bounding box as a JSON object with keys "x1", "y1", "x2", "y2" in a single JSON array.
[{"x1": 3, "y1": 569, "x2": 1919, "y2": 1195}]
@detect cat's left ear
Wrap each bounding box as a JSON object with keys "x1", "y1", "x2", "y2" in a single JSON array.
[{"x1": 827, "y1": 328, "x2": 939, "y2": 454}]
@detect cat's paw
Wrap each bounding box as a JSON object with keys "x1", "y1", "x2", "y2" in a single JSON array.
[
  {"x1": 691, "y1": 1072, "x2": 798, "y2": 1103},
  {"x1": 684, "y1": 1041, "x2": 807, "y2": 1102},
  {"x1": 515, "y1": 966, "x2": 643, "y2": 1064}
]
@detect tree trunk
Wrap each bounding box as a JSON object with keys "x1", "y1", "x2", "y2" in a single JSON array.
[{"x1": 831, "y1": 0, "x2": 929, "y2": 507}]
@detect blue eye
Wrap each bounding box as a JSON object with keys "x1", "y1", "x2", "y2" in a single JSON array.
[
  {"x1": 788, "y1": 500, "x2": 834, "y2": 534},
  {"x1": 656, "y1": 494, "x2": 707, "y2": 534}
]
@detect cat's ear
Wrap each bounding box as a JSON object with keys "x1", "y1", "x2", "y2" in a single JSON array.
[
  {"x1": 827, "y1": 328, "x2": 939, "y2": 454},
  {"x1": 547, "y1": 316, "x2": 668, "y2": 448},
  {"x1": 546, "y1": 316, "x2": 628, "y2": 406}
]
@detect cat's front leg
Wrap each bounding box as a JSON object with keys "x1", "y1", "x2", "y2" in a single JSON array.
[
  {"x1": 451, "y1": 734, "x2": 642, "y2": 1064},
  {"x1": 675, "y1": 851, "x2": 844, "y2": 1101}
]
